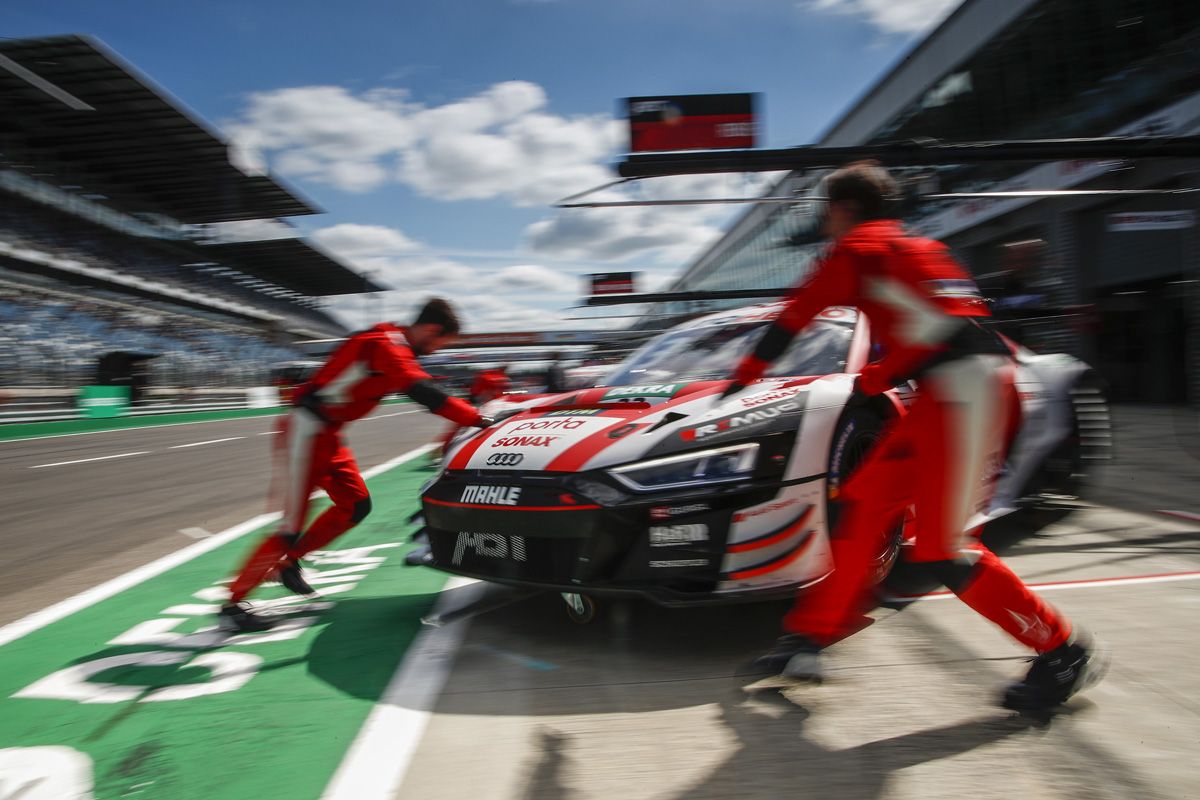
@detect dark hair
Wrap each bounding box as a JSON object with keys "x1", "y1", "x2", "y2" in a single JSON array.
[
  {"x1": 414, "y1": 297, "x2": 461, "y2": 335},
  {"x1": 826, "y1": 159, "x2": 900, "y2": 221}
]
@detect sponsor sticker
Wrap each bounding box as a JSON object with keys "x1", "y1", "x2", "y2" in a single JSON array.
[
  {"x1": 491, "y1": 435, "x2": 560, "y2": 448},
  {"x1": 648, "y1": 558, "x2": 709, "y2": 568},
  {"x1": 602, "y1": 384, "x2": 679, "y2": 400},
  {"x1": 738, "y1": 386, "x2": 806, "y2": 408},
  {"x1": 649, "y1": 503, "x2": 710, "y2": 520},
  {"x1": 460, "y1": 485, "x2": 522, "y2": 505},
  {"x1": 681, "y1": 401, "x2": 801, "y2": 442},
  {"x1": 732, "y1": 498, "x2": 801, "y2": 523},
  {"x1": 648, "y1": 524, "x2": 709, "y2": 547},
  {"x1": 544, "y1": 408, "x2": 603, "y2": 417},
  {"x1": 452, "y1": 532, "x2": 528, "y2": 565},
  {"x1": 606, "y1": 422, "x2": 645, "y2": 440},
  {"x1": 485, "y1": 452, "x2": 524, "y2": 466},
  {"x1": 510, "y1": 419, "x2": 587, "y2": 431}
]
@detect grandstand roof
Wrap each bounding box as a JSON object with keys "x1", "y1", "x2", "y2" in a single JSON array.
[
  {"x1": 0, "y1": 34, "x2": 318, "y2": 224},
  {"x1": 199, "y1": 239, "x2": 387, "y2": 296}
]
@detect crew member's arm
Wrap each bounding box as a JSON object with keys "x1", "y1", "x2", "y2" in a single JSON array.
[
  {"x1": 377, "y1": 341, "x2": 484, "y2": 426},
  {"x1": 732, "y1": 246, "x2": 858, "y2": 386}
]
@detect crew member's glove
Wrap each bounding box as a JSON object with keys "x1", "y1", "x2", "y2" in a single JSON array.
[
  {"x1": 475, "y1": 415, "x2": 496, "y2": 428},
  {"x1": 854, "y1": 366, "x2": 890, "y2": 397},
  {"x1": 720, "y1": 381, "x2": 746, "y2": 400}
]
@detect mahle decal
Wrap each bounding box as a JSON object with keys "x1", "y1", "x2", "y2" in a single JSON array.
[{"x1": 460, "y1": 485, "x2": 522, "y2": 505}]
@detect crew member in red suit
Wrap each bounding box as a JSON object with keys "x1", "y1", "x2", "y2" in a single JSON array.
[
  {"x1": 439, "y1": 365, "x2": 509, "y2": 457},
  {"x1": 220, "y1": 298, "x2": 492, "y2": 632},
  {"x1": 734, "y1": 161, "x2": 1105, "y2": 711}
]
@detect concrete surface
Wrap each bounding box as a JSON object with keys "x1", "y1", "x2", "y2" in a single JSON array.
[{"x1": 0, "y1": 407, "x2": 444, "y2": 627}]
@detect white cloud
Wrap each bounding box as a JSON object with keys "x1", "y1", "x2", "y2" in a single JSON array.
[
  {"x1": 311, "y1": 223, "x2": 421, "y2": 256},
  {"x1": 227, "y1": 80, "x2": 620, "y2": 204},
  {"x1": 803, "y1": 0, "x2": 962, "y2": 35},
  {"x1": 523, "y1": 172, "x2": 785, "y2": 264},
  {"x1": 310, "y1": 222, "x2": 586, "y2": 331},
  {"x1": 483, "y1": 264, "x2": 579, "y2": 294}
]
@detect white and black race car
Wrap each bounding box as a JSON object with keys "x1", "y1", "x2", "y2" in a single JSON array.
[{"x1": 417, "y1": 303, "x2": 1110, "y2": 619}]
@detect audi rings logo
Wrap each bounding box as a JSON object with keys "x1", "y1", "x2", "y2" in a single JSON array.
[{"x1": 486, "y1": 452, "x2": 525, "y2": 466}]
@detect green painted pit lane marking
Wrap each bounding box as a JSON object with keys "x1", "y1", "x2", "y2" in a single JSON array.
[
  {"x1": 0, "y1": 397, "x2": 412, "y2": 442},
  {"x1": 0, "y1": 457, "x2": 446, "y2": 800}
]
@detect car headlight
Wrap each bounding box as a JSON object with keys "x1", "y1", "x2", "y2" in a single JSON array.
[{"x1": 608, "y1": 443, "x2": 759, "y2": 492}]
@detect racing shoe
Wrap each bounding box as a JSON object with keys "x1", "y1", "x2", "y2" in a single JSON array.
[
  {"x1": 1001, "y1": 637, "x2": 1108, "y2": 712},
  {"x1": 277, "y1": 559, "x2": 317, "y2": 597},
  {"x1": 749, "y1": 634, "x2": 824, "y2": 681},
  {"x1": 218, "y1": 602, "x2": 275, "y2": 633}
]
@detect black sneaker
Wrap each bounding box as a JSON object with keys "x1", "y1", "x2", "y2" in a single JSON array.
[
  {"x1": 218, "y1": 602, "x2": 276, "y2": 633},
  {"x1": 1002, "y1": 638, "x2": 1108, "y2": 711},
  {"x1": 277, "y1": 560, "x2": 317, "y2": 597},
  {"x1": 749, "y1": 634, "x2": 824, "y2": 681}
]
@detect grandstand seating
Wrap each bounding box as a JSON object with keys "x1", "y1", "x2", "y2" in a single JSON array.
[
  {"x1": 0, "y1": 196, "x2": 340, "y2": 334},
  {"x1": 0, "y1": 274, "x2": 303, "y2": 389}
]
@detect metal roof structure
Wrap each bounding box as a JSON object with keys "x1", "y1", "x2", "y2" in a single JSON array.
[
  {"x1": 0, "y1": 34, "x2": 318, "y2": 224},
  {"x1": 199, "y1": 238, "x2": 387, "y2": 296}
]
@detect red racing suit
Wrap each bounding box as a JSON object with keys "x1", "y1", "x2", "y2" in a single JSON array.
[
  {"x1": 229, "y1": 323, "x2": 481, "y2": 603},
  {"x1": 734, "y1": 220, "x2": 1072, "y2": 653}
]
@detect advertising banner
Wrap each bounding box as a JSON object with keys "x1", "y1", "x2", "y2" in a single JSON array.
[
  {"x1": 589, "y1": 272, "x2": 637, "y2": 295},
  {"x1": 1106, "y1": 210, "x2": 1195, "y2": 231},
  {"x1": 77, "y1": 385, "x2": 130, "y2": 419},
  {"x1": 625, "y1": 93, "x2": 757, "y2": 153}
]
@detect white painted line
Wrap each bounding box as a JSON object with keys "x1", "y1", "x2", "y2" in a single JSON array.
[
  {"x1": 885, "y1": 570, "x2": 1200, "y2": 604},
  {"x1": 169, "y1": 436, "x2": 245, "y2": 449},
  {"x1": 364, "y1": 410, "x2": 421, "y2": 420},
  {"x1": 179, "y1": 527, "x2": 212, "y2": 539},
  {"x1": 29, "y1": 451, "x2": 151, "y2": 469},
  {"x1": 321, "y1": 578, "x2": 483, "y2": 800},
  {"x1": 0, "y1": 443, "x2": 437, "y2": 649},
  {"x1": 258, "y1": 431, "x2": 281, "y2": 436}
]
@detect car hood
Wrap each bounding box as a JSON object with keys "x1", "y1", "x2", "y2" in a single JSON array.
[{"x1": 443, "y1": 375, "x2": 853, "y2": 473}]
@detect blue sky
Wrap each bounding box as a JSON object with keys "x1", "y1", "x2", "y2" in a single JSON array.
[{"x1": 6, "y1": 0, "x2": 962, "y2": 330}]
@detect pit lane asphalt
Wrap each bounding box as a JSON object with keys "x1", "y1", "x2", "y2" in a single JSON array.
[
  {"x1": 395, "y1": 502, "x2": 1200, "y2": 800},
  {"x1": 0, "y1": 407, "x2": 445, "y2": 627}
]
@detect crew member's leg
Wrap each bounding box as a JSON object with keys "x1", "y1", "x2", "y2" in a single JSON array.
[
  {"x1": 286, "y1": 440, "x2": 371, "y2": 560},
  {"x1": 781, "y1": 413, "x2": 916, "y2": 645},
  {"x1": 227, "y1": 410, "x2": 332, "y2": 605},
  {"x1": 913, "y1": 357, "x2": 1072, "y2": 654}
]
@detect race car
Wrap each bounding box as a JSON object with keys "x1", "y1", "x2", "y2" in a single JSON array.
[{"x1": 416, "y1": 302, "x2": 1110, "y2": 620}]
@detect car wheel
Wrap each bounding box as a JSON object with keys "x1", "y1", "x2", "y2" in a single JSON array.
[
  {"x1": 826, "y1": 407, "x2": 904, "y2": 584},
  {"x1": 1038, "y1": 372, "x2": 1112, "y2": 500},
  {"x1": 562, "y1": 592, "x2": 598, "y2": 624}
]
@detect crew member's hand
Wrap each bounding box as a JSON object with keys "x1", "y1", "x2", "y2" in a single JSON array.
[
  {"x1": 720, "y1": 381, "x2": 745, "y2": 400},
  {"x1": 854, "y1": 367, "x2": 889, "y2": 397},
  {"x1": 475, "y1": 415, "x2": 496, "y2": 428}
]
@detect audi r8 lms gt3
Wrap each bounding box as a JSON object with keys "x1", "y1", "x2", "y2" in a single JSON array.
[{"x1": 416, "y1": 303, "x2": 1110, "y2": 614}]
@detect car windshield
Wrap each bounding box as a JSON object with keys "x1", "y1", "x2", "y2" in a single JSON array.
[{"x1": 603, "y1": 317, "x2": 854, "y2": 387}]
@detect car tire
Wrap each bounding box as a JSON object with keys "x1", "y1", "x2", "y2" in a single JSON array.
[
  {"x1": 1034, "y1": 372, "x2": 1112, "y2": 501},
  {"x1": 826, "y1": 407, "x2": 904, "y2": 584}
]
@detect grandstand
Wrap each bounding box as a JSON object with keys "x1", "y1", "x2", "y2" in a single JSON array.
[{"x1": 0, "y1": 34, "x2": 383, "y2": 404}]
